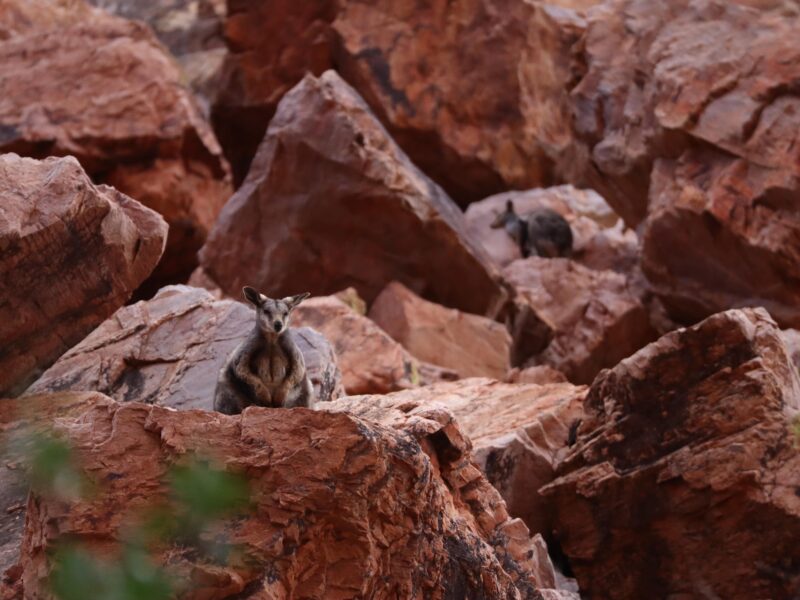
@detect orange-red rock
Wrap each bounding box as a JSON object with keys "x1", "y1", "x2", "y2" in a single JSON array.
[
  {"x1": 10, "y1": 392, "x2": 561, "y2": 598},
  {"x1": 504, "y1": 258, "x2": 655, "y2": 384},
  {"x1": 26, "y1": 286, "x2": 344, "y2": 407},
  {"x1": 0, "y1": 0, "x2": 232, "y2": 286},
  {"x1": 563, "y1": 0, "x2": 800, "y2": 326},
  {"x1": 293, "y1": 293, "x2": 457, "y2": 395},
  {"x1": 333, "y1": 0, "x2": 595, "y2": 205},
  {"x1": 200, "y1": 70, "x2": 507, "y2": 317},
  {"x1": 507, "y1": 366, "x2": 569, "y2": 385},
  {"x1": 86, "y1": 0, "x2": 227, "y2": 113},
  {"x1": 212, "y1": 0, "x2": 337, "y2": 182},
  {"x1": 369, "y1": 282, "x2": 512, "y2": 380},
  {"x1": 465, "y1": 186, "x2": 637, "y2": 274},
  {"x1": 0, "y1": 154, "x2": 166, "y2": 397},
  {"x1": 332, "y1": 379, "x2": 585, "y2": 549},
  {"x1": 543, "y1": 308, "x2": 800, "y2": 599}
]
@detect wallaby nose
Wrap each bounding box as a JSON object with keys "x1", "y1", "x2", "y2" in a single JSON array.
[{"x1": 273, "y1": 321, "x2": 283, "y2": 332}]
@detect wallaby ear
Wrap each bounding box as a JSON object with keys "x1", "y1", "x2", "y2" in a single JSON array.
[
  {"x1": 285, "y1": 292, "x2": 311, "y2": 310},
  {"x1": 242, "y1": 286, "x2": 262, "y2": 307},
  {"x1": 506, "y1": 200, "x2": 515, "y2": 213}
]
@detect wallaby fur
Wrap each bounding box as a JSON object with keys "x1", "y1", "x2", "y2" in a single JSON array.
[
  {"x1": 214, "y1": 287, "x2": 314, "y2": 414},
  {"x1": 490, "y1": 200, "x2": 573, "y2": 259}
]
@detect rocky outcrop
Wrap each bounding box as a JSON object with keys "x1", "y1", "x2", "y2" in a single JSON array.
[
  {"x1": 332, "y1": 379, "x2": 586, "y2": 547},
  {"x1": 86, "y1": 0, "x2": 227, "y2": 114},
  {"x1": 0, "y1": 0, "x2": 232, "y2": 286},
  {"x1": 0, "y1": 154, "x2": 166, "y2": 397},
  {"x1": 212, "y1": 0, "x2": 337, "y2": 182},
  {"x1": 333, "y1": 0, "x2": 596, "y2": 205},
  {"x1": 543, "y1": 308, "x2": 800, "y2": 599},
  {"x1": 293, "y1": 293, "x2": 457, "y2": 395},
  {"x1": 369, "y1": 282, "x2": 512, "y2": 380},
  {"x1": 26, "y1": 286, "x2": 344, "y2": 407},
  {"x1": 8, "y1": 392, "x2": 561, "y2": 598},
  {"x1": 564, "y1": 0, "x2": 800, "y2": 326},
  {"x1": 200, "y1": 70, "x2": 507, "y2": 317},
  {"x1": 465, "y1": 185, "x2": 638, "y2": 275},
  {"x1": 0, "y1": 392, "x2": 113, "y2": 582},
  {"x1": 504, "y1": 258, "x2": 655, "y2": 383}
]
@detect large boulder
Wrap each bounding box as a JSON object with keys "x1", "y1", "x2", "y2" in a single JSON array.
[
  {"x1": 26, "y1": 286, "x2": 344, "y2": 407},
  {"x1": 200, "y1": 70, "x2": 507, "y2": 317},
  {"x1": 212, "y1": 0, "x2": 337, "y2": 182},
  {"x1": 86, "y1": 0, "x2": 227, "y2": 114},
  {"x1": 369, "y1": 282, "x2": 512, "y2": 380},
  {"x1": 563, "y1": 0, "x2": 800, "y2": 326},
  {"x1": 293, "y1": 293, "x2": 457, "y2": 395},
  {"x1": 7, "y1": 392, "x2": 562, "y2": 598},
  {"x1": 503, "y1": 258, "x2": 656, "y2": 384},
  {"x1": 543, "y1": 308, "x2": 800, "y2": 599},
  {"x1": 0, "y1": 0, "x2": 232, "y2": 286},
  {"x1": 333, "y1": 0, "x2": 597, "y2": 205},
  {"x1": 0, "y1": 154, "x2": 166, "y2": 397},
  {"x1": 331, "y1": 379, "x2": 586, "y2": 546},
  {"x1": 465, "y1": 185, "x2": 638, "y2": 275}
]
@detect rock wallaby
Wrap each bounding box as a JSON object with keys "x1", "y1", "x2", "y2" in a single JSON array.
[
  {"x1": 490, "y1": 200, "x2": 573, "y2": 259},
  {"x1": 214, "y1": 287, "x2": 313, "y2": 414}
]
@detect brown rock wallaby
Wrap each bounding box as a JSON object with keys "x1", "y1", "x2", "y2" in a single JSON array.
[
  {"x1": 490, "y1": 200, "x2": 573, "y2": 259},
  {"x1": 214, "y1": 287, "x2": 313, "y2": 414}
]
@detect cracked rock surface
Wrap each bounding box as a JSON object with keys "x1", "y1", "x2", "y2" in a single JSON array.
[
  {"x1": 543, "y1": 307, "x2": 800, "y2": 599},
  {"x1": 0, "y1": 154, "x2": 166, "y2": 397},
  {"x1": 7, "y1": 392, "x2": 560, "y2": 599}
]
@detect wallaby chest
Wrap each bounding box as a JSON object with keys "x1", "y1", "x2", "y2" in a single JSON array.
[{"x1": 249, "y1": 342, "x2": 290, "y2": 385}]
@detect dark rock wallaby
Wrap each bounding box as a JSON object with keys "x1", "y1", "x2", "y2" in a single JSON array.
[
  {"x1": 214, "y1": 287, "x2": 313, "y2": 414},
  {"x1": 490, "y1": 200, "x2": 573, "y2": 259}
]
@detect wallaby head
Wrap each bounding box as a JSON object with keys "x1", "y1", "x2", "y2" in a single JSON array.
[
  {"x1": 242, "y1": 286, "x2": 310, "y2": 335},
  {"x1": 490, "y1": 200, "x2": 520, "y2": 229}
]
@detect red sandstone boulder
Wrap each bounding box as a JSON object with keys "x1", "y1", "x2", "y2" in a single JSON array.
[
  {"x1": 86, "y1": 0, "x2": 227, "y2": 114},
  {"x1": 212, "y1": 0, "x2": 337, "y2": 182},
  {"x1": 504, "y1": 258, "x2": 656, "y2": 384},
  {"x1": 0, "y1": 154, "x2": 166, "y2": 397},
  {"x1": 25, "y1": 286, "x2": 344, "y2": 407},
  {"x1": 331, "y1": 379, "x2": 586, "y2": 549},
  {"x1": 543, "y1": 308, "x2": 800, "y2": 599},
  {"x1": 0, "y1": 0, "x2": 232, "y2": 286},
  {"x1": 333, "y1": 0, "x2": 598, "y2": 205},
  {"x1": 293, "y1": 293, "x2": 457, "y2": 395},
  {"x1": 369, "y1": 282, "x2": 512, "y2": 380},
  {"x1": 465, "y1": 185, "x2": 638, "y2": 274},
  {"x1": 200, "y1": 70, "x2": 507, "y2": 317},
  {"x1": 7, "y1": 392, "x2": 561, "y2": 598},
  {"x1": 563, "y1": 0, "x2": 800, "y2": 326}
]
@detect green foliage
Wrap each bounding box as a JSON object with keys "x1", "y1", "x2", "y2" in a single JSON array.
[
  {"x1": 26, "y1": 433, "x2": 91, "y2": 501},
  {"x1": 50, "y1": 546, "x2": 172, "y2": 600},
  {"x1": 38, "y1": 449, "x2": 250, "y2": 600}
]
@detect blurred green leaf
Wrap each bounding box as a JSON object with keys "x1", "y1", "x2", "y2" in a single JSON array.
[
  {"x1": 168, "y1": 459, "x2": 250, "y2": 521},
  {"x1": 27, "y1": 433, "x2": 90, "y2": 501}
]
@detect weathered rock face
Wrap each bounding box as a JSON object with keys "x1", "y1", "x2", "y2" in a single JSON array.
[
  {"x1": 563, "y1": 0, "x2": 800, "y2": 326},
  {"x1": 0, "y1": 154, "x2": 166, "y2": 397},
  {"x1": 333, "y1": 0, "x2": 594, "y2": 205},
  {"x1": 86, "y1": 0, "x2": 227, "y2": 114},
  {"x1": 0, "y1": 392, "x2": 113, "y2": 582},
  {"x1": 504, "y1": 258, "x2": 655, "y2": 384},
  {"x1": 212, "y1": 0, "x2": 337, "y2": 182},
  {"x1": 200, "y1": 70, "x2": 507, "y2": 317},
  {"x1": 0, "y1": 1, "x2": 232, "y2": 286},
  {"x1": 465, "y1": 185, "x2": 638, "y2": 274},
  {"x1": 293, "y1": 293, "x2": 456, "y2": 395},
  {"x1": 543, "y1": 308, "x2": 800, "y2": 600},
  {"x1": 369, "y1": 282, "x2": 512, "y2": 380},
  {"x1": 642, "y1": 150, "x2": 800, "y2": 328},
  {"x1": 26, "y1": 286, "x2": 344, "y2": 408},
  {"x1": 9, "y1": 392, "x2": 560, "y2": 599},
  {"x1": 332, "y1": 379, "x2": 586, "y2": 547}
]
